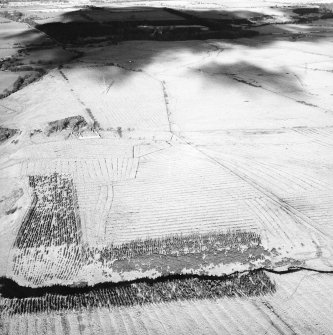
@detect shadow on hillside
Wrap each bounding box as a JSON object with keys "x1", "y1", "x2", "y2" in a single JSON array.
[
  {"x1": 196, "y1": 61, "x2": 305, "y2": 94},
  {"x1": 1, "y1": 5, "x2": 332, "y2": 99},
  {"x1": 5, "y1": 5, "x2": 330, "y2": 44}
]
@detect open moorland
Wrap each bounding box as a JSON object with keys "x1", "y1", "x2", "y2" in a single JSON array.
[{"x1": 1, "y1": 0, "x2": 333, "y2": 333}]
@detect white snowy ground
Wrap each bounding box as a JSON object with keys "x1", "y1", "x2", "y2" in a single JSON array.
[
  {"x1": 0, "y1": 1, "x2": 333, "y2": 334},
  {"x1": 2, "y1": 7, "x2": 333, "y2": 281}
]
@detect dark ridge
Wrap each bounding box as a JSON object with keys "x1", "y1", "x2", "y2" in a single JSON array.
[
  {"x1": 0, "y1": 270, "x2": 276, "y2": 315},
  {"x1": 0, "y1": 52, "x2": 47, "y2": 100},
  {"x1": 5, "y1": 207, "x2": 17, "y2": 215},
  {"x1": 46, "y1": 115, "x2": 88, "y2": 135},
  {"x1": 293, "y1": 7, "x2": 320, "y2": 15},
  {"x1": 0, "y1": 71, "x2": 46, "y2": 100},
  {"x1": 0, "y1": 127, "x2": 19, "y2": 143},
  {"x1": 85, "y1": 108, "x2": 100, "y2": 129},
  {"x1": 164, "y1": 7, "x2": 252, "y2": 29},
  {"x1": 265, "y1": 267, "x2": 333, "y2": 275},
  {"x1": 35, "y1": 21, "x2": 256, "y2": 44}
]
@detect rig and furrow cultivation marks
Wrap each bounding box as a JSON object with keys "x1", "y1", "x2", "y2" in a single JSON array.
[
  {"x1": 204, "y1": 152, "x2": 328, "y2": 195},
  {"x1": 62, "y1": 66, "x2": 170, "y2": 132},
  {"x1": 58, "y1": 69, "x2": 97, "y2": 126},
  {"x1": 106, "y1": 180, "x2": 259, "y2": 243},
  {"x1": 21, "y1": 157, "x2": 139, "y2": 182},
  {"x1": 76, "y1": 183, "x2": 114, "y2": 244},
  {"x1": 284, "y1": 194, "x2": 333, "y2": 227},
  {"x1": 293, "y1": 126, "x2": 333, "y2": 147},
  {"x1": 201, "y1": 153, "x2": 333, "y2": 238},
  {"x1": 19, "y1": 139, "x2": 135, "y2": 162},
  {"x1": 245, "y1": 198, "x2": 301, "y2": 248},
  {"x1": 184, "y1": 140, "x2": 333, "y2": 239}
]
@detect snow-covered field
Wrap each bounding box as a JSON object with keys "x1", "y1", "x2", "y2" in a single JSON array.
[{"x1": 0, "y1": 0, "x2": 333, "y2": 333}]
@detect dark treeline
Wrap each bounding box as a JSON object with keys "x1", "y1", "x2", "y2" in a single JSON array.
[{"x1": 0, "y1": 270, "x2": 276, "y2": 315}]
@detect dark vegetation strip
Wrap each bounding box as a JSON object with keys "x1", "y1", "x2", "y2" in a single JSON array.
[
  {"x1": 0, "y1": 127, "x2": 19, "y2": 144},
  {"x1": 14, "y1": 173, "x2": 82, "y2": 249},
  {"x1": 0, "y1": 10, "x2": 36, "y2": 26},
  {"x1": 85, "y1": 108, "x2": 101, "y2": 129},
  {"x1": 0, "y1": 71, "x2": 46, "y2": 100},
  {"x1": 0, "y1": 52, "x2": 47, "y2": 99},
  {"x1": 0, "y1": 270, "x2": 275, "y2": 315},
  {"x1": 0, "y1": 12, "x2": 48, "y2": 99},
  {"x1": 46, "y1": 116, "x2": 88, "y2": 136},
  {"x1": 87, "y1": 229, "x2": 262, "y2": 261}
]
